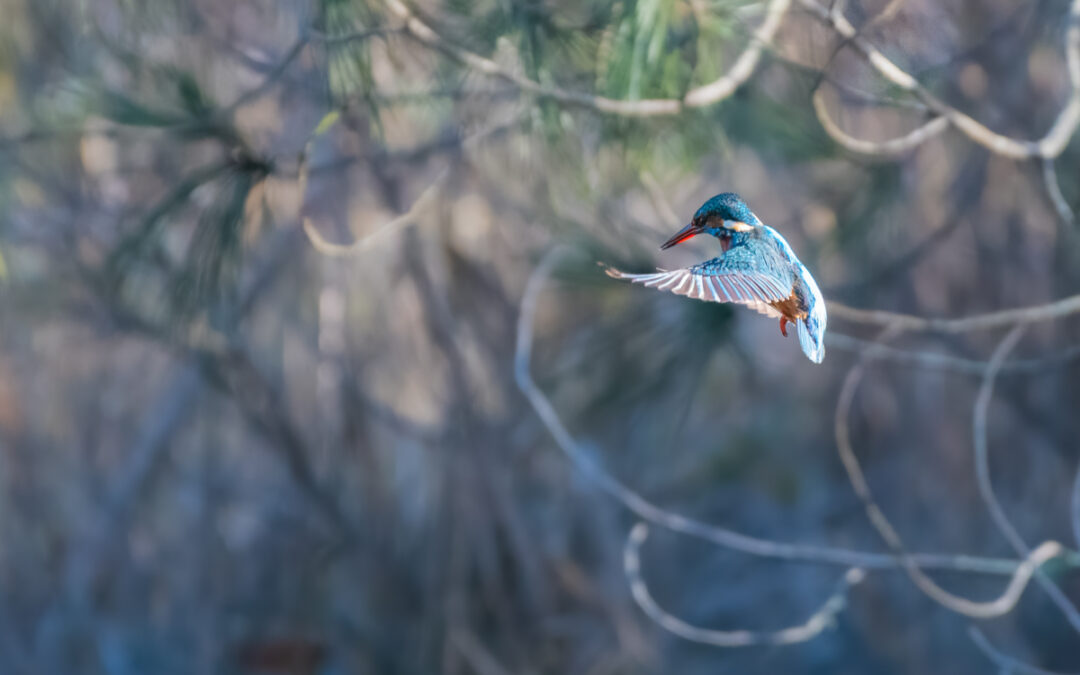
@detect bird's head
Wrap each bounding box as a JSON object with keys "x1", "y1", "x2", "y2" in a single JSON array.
[{"x1": 660, "y1": 192, "x2": 762, "y2": 250}]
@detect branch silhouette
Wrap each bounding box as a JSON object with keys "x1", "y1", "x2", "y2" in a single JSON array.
[
  {"x1": 623, "y1": 523, "x2": 865, "y2": 647},
  {"x1": 970, "y1": 626, "x2": 1080, "y2": 675},
  {"x1": 972, "y1": 326, "x2": 1080, "y2": 632},
  {"x1": 381, "y1": 0, "x2": 791, "y2": 116},
  {"x1": 514, "y1": 246, "x2": 1080, "y2": 643},
  {"x1": 834, "y1": 326, "x2": 1070, "y2": 619}
]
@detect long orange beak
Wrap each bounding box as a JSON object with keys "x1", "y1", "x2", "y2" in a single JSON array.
[{"x1": 660, "y1": 223, "x2": 704, "y2": 250}]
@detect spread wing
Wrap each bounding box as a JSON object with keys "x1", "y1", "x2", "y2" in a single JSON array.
[{"x1": 605, "y1": 243, "x2": 795, "y2": 319}]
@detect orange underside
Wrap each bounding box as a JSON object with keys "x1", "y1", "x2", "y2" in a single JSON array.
[{"x1": 771, "y1": 295, "x2": 806, "y2": 337}]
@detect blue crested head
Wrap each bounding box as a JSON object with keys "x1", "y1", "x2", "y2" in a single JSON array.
[
  {"x1": 662, "y1": 192, "x2": 762, "y2": 250},
  {"x1": 693, "y1": 193, "x2": 761, "y2": 226}
]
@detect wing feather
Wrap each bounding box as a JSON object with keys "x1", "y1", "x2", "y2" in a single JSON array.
[
  {"x1": 604, "y1": 226, "x2": 827, "y2": 362},
  {"x1": 605, "y1": 259, "x2": 793, "y2": 319}
]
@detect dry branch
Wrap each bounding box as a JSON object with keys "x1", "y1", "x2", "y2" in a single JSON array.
[
  {"x1": 623, "y1": 523, "x2": 865, "y2": 647},
  {"x1": 969, "y1": 627, "x2": 1080, "y2": 675},
  {"x1": 798, "y1": 0, "x2": 1080, "y2": 161},
  {"x1": 972, "y1": 326, "x2": 1080, "y2": 632},
  {"x1": 381, "y1": 0, "x2": 790, "y2": 117},
  {"x1": 834, "y1": 327, "x2": 1070, "y2": 619},
  {"x1": 828, "y1": 295, "x2": 1080, "y2": 332},
  {"x1": 812, "y1": 88, "x2": 948, "y2": 159},
  {"x1": 515, "y1": 248, "x2": 1033, "y2": 575},
  {"x1": 302, "y1": 172, "x2": 447, "y2": 257}
]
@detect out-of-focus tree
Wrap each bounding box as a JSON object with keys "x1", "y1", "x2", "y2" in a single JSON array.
[{"x1": 2, "y1": 0, "x2": 1080, "y2": 673}]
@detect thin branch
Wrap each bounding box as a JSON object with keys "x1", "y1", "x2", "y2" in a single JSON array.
[
  {"x1": 381, "y1": 0, "x2": 791, "y2": 117},
  {"x1": 1042, "y1": 158, "x2": 1075, "y2": 225},
  {"x1": 682, "y1": 0, "x2": 792, "y2": 107},
  {"x1": 1073, "y1": 466, "x2": 1080, "y2": 550},
  {"x1": 309, "y1": 25, "x2": 406, "y2": 45},
  {"x1": 969, "y1": 627, "x2": 1080, "y2": 675},
  {"x1": 298, "y1": 104, "x2": 516, "y2": 257},
  {"x1": 812, "y1": 87, "x2": 948, "y2": 158},
  {"x1": 514, "y1": 248, "x2": 1036, "y2": 576},
  {"x1": 834, "y1": 327, "x2": 1069, "y2": 618},
  {"x1": 827, "y1": 332, "x2": 1080, "y2": 376},
  {"x1": 450, "y1": 630, "x2": 514, "y2": 675},
  {"x1": 623, "y1": 523, "x2": 865, "y2": 647},
  {"x1": 972, "y1": 325, "x2": 1080, "y2": 632},
  {"x1": 302, "y1": 171, "x2": 448, "y2": 257},
  {"x1": 225, "y1": 37, "x2": 308, "y2": 112},
  {"x1": 828, "y1": 295, "x2": 1080, "y2": 333},
  {"x1": 799, "y1": 0, "x2": 1080, "y2": 160}
]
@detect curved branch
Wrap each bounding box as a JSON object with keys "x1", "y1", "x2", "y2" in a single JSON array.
[
  {"x1": 972, "y1": 326, "x2": 1080, "y2": 632},
  {"x1": 382, "y1": 0, "x2": 790, "y2": 117},
  {"x1": 623, "y1": 523, "x2": 865, "y2": 646},
  {"x1": 1042, "y1": 158, "x2": 1075, "y2": 225},
  {"x1": 302, "y1": 172, "x2": 447, "y2": 257},
  {"x1": 799, "y1": 0, "x2": 1080, "y2": 160},
  {"x1": 812, "y1": 87, "x2": 948, "y2": 158},
  {"x1": 835, "y1": 327, "x2": 1069, "y2": 618},
  {"x1": 970, "y1": 627, "x2": 1080, "y2": 675},
  {"x1": 683, "y1": 0, "x2": 792, "y2": 107},
  {"x1": 514, "y1": 248, "x2": 1033, "y2": 575}
]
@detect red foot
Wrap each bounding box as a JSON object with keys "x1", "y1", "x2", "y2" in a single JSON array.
[{"x1": 779, "y1": 317, "x2": 789, "y2": 337}]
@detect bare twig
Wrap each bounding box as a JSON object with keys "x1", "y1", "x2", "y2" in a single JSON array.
[
  {"x1": 969, "y1": 627, "x2": 1080, "y2": 675},
  {"x1": 827, "y1": 332, "x2": 1080, "y2": 376},
  {"x1": 828, "y1": 295, "x2": 1080, "y2": 332},
  {"x1": 302, "y1": 171, "x2": 448, "y2": 257},
  {"x1": 1042, "y1": 158, "x2": 1075, "y2": 225},
  {"x1": 812, "y1": 87, "x2": 948, "y2": 158},
  {"x1": 450, "y1": 631, "x2": 514, "y2": 675},
  {"x1": 623, "y1": 523, "x2": 865, "y2": 647},
  {"x1": 972, "y1": 325, "x2": 1080, "y2": 632},
  {"x1": 381, "y1": 0, "x2": 790, "y2": 117},
  {"x1": 225, "y1": 37, "x2": 308, "y2": 112},
  {"x1": 309, "y1": 25, "x2": 406, "y2": 45},
  {"x1": 1073, "y1": 467, "x2": 1080, "y2": 550},
  {"x1": 514, "y1": 248, "x2": 1034, "y2": 576},
  {"x1": 799, "y1": 0, "x2": 1080, "y2": 160},
  {"x1": 834, "y1": 327, "x2": 1069, "y2": 618}
]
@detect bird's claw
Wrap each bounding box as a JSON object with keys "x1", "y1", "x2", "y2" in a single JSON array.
[{"x1": 779, "y1": 317, "x2": 789, "y2": 337}]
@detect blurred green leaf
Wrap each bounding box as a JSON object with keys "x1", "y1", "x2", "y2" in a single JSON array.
[{"x1": 313, "y1": 110, "x2": 341, "y2": 136}]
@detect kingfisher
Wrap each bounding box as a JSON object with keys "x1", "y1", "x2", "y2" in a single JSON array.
[{"x1": 606, "y1": 193, "x2": 827, "y2": 363}]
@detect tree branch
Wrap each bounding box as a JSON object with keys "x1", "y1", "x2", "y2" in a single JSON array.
[
  {"x1": 515, "y1": 248, "x2": 1035, "y2": 576},
  {"x1": 969, "y1": 627, "x2": 1080, "y2": 675},
  {"x1": 812, "y1": 87, "x2": 948, "y2": 158},
  {"x1": 381, "y1": 0, "x2": 790, "y2": 117},
  {"x1": 827, "y1": 332, "x2": 1080, "y2": 376},
  {"x1": 623, "y1": 523, "x2": 865, "y2": 647},
  {"x1": 1042, "y1": 158, "x2": 1075, "y2": 225},
  {"x1": 972, "y1": 325, "x2": 1080, "y2": 632},
  {"x1": 302, "y1": 171, "x2": 447, "y2": 257},
  {"x1": 834, "y1": 327, "x2": 1069, "y2": 619},
  {"x1": 799, "y1": 0, "x2": 1080, "y2": 160},
  {"x1": 828, "y1": 295, "x2": 1080, "y2": 332}
]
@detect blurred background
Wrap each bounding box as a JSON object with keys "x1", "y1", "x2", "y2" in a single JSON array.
[{"x1": 2, "y1": 0, "x2": 1080, "y2": 672}]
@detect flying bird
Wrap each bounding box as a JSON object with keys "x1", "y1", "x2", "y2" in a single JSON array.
[{"x1": 606, "y1": 193, "x2": 827, "y2": 363}]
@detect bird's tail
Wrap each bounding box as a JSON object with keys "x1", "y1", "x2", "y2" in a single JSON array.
[{"x1": 796, "y1": 316, "x2": 825, "y2": 364}]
